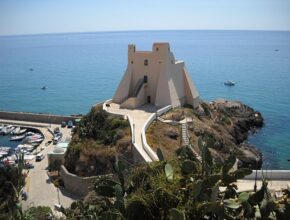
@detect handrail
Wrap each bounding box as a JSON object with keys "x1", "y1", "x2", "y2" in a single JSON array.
[
  {"x1": 132, "y1": 78, "x2": 145, "y2": 97},
  {"x1": 141, "y1": 105, "x2": 172, "y2": 161}
]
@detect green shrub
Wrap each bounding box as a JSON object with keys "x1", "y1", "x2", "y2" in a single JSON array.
[{"x1": 24, "y1": 206, "x2": 53, "y2": 220}]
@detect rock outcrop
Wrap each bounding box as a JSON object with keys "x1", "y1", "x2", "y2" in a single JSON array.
[
  {"x1": 210, "y1": 99, "x2": 263, "y2": 168},
  {"x1": 149, "y1": 99, "x2": 264, "y2": 169}
]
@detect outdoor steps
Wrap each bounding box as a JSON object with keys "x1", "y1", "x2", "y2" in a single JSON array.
[
  {"x1": 131, "y1": 78, "x2": 145, "y2": 97},
  {"x1": 181, "y1": 122, "x2": 201, "y2": 161}
]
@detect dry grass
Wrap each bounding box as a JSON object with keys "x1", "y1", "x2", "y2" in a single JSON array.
[
  {"x1": 146, "y1": 121, "x2": 181, "y2": 159},
  {"x1": 161, "y1": 107, "x2": 194, "y2": 121}
]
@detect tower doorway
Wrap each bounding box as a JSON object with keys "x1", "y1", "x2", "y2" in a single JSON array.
[{"x1": 147, "y1": 96, "x2": 151, "y2": 103}]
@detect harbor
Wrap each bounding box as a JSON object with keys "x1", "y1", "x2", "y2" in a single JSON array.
[{"x1": 0, "y1": 113, "x2": 80, "y2": 211}]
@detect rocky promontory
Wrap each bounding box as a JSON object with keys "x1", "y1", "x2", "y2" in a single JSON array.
[{"x1": 147, "y1": 99, "x2": 264, "y2": 169}]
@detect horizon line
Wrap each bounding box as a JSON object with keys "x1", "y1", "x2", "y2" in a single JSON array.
[{"x1": 1, "y1": 28, "x2": 290, "y2": 38}]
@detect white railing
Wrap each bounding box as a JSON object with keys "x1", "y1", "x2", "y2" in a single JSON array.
[
  {"x1": 141, "y1": 105, "x2": 172, "y2": 161},
  {"x1": 103, "y1": 99, "x2": 149, "y2": 162},
  {"x1": 244, "y1": 170, "x2": 290, "y2": 180}
]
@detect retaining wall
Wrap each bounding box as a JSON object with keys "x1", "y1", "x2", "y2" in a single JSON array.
[
  {"x1": 244, "y1": 170, "x2": 290, "y2": 181},
  {"x1": 60, "y1": 165, "x2": 113, "y2": 197},
  {"x1": 103, "y1": 99, "x2": 145, "y2": 163},
  {"x1": 0, "y1": 111, "x2": 80, "y2": 124},
  {"x1": 141, "y1": 105, "x2": 172, "y2": 161}
]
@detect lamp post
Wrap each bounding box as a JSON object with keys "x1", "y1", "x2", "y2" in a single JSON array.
[
  {"x1": 254, "y1": 157, "x2": 259, "y2": 192},
  {"x1": 155, "y1": 104, "x2": 159, "y2": 122},
  {"x1": 133, "y1": 123, "x2": 135, "y2": 143},
  {"x1": 57, "y1": 188, "x2": 61, "y2": 205}
]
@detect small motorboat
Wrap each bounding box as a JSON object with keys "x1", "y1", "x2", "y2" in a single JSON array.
[
  {"x1": 30, "y1": 142, "x2": 41, "y2": 147},
  {"x1": 0, "y1": 127, "x2": 7, "y2": 135},
  {"x1": 0, "y1": 126, "x2": 15, "y2": 135},
  {"x1": 0, "y1": 150, "x2": 9, "y2": 157},
  {"x1": 6, "y1": 125, "x2": 15, "y2": 134},
  {"x1": 25, "y1": 138, "x2": 44, "y2": 144},
  {"x1": 10, "y1": 135, "x2": 26, "y2": 141},
  {"x1": 17, "y1": 144, "x2": 34, "y2": 152},
  {"x1": 18, "y1": 129, "x2": 27, "y2": 135},
  {"x1": 224, "y1": 80, "x2": 235, "y2": 86},
  {"x1": 25, "y1": 132, "x2": 35, "y2": 136},
  {"x1": 41, "y1": 86, "x2": 47, "y2": 90},
  {"x1": 11, "y1": 127, "x2": 20, "y2": 135}
]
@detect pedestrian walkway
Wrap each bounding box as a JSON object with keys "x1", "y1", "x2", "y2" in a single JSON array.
[{"x1": 104, "y1": 102, "x2": 157, "y2": 162}]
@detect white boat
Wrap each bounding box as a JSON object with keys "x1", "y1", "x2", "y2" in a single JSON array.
[
  {"x1": 0, "y1": 147, "x2": 11, "y2": 152},
  {"x1": 25, "y1": 132, "x2": 35, "y2": 136},
  {"x1": 24, "y1": 134, "x2": 42, "y2": 140},
  {"x1": 5, "y1": 125, "x2": 15, "y2": 134},
  {"x1": 10, "y1": 135, "x2": 26, "y2": 141},
  {"x1": 224, "y1": 80, "x2": 235, "y2": 86},
  {"x1": 0, "y1": 127, "x2": 8, "y2": 135},
  {"x1": 0, "y1": 150, "x2": 9, "y2": 157},
  {"x1": 30, "y1": 142, "x2": 41, "y2": 147},
  {"x1": 17, "y1": 144, "x2": 34, "y2": 152},
  {"x1": 23, "y1": 135, "x2": 44, "y2": 144},
  {"x1": 26, "y1": 138, "x2": 44, "y2": 144},
  {"x1": 2, "y1": 158, "x2": 16, "y2": 166},
  {"x1": 11, "y1": 127, "x2": 21, "y2": 135},
  {"x1": 18, "y1": 129, "x2": 27, "y2": 135}
]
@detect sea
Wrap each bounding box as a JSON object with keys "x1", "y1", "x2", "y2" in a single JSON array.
[{"x1": 0, "y1": 30, "x2": 289, "y2": 169}]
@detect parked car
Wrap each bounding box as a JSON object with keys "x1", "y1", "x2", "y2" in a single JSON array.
[
  {"x1": 53, "y1": 134, "x2": 62, "y2": 145},
  {"x1": 36, "y1": 153, "x2": 44, "y2": 162},
  {"x1": 24, "y1": 162, "x2": 34, "y2": 169},
  {"x1": 53, "y1": 127, "x2": 60, "y2": 134},
  {"x1": 61, "y1": 121, "x2": 66, "y2": 128},
  {"x1": 21, "y1": 191, "x2": 28, "y2": 200},
  {"x1": 67, "y1": 121, "x2": 73, "y2": 128}
]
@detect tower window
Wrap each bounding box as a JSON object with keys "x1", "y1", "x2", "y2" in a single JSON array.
[
  {"x1": 144, "y1": 59, "x2": 148, "y2": 66},
  {"x1": 144, "y1": 75, "x2": 148, "y2": 83},
  {"x1": 156, "y1": 47, "x2": 159, "y2": 51}
]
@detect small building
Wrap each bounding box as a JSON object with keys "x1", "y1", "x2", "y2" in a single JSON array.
[
  {"x1": 113, "y1": 42, "x2": 200, "y2": 109},
  {"x1": 47, "y1": 142, "x2": 69, "y2": 168}
]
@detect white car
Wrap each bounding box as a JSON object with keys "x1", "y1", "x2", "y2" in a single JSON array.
[{"x1": 36, "y1": 153, "x2": 44, "y2": 162}]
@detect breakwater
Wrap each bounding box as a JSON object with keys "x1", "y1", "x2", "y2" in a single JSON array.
[{"x1": 0, "y1": 111, "x2": 80, "y2": 124}]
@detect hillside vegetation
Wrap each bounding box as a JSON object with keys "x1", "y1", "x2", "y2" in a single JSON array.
[
  {"x1": 64, "y1": 143, "x2": 290, "y2": 219},
  {"x1": 64, "y1": 106, "x2": 132, "y2": 177}
]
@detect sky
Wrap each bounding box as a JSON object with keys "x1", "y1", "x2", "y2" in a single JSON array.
[{"x1": 0, "y1": 0, "x2": 289, "y2": 36}]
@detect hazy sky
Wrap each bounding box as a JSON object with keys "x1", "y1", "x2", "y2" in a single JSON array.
[{"x1": 0, "y1": 0, "x2": 289, "y2": 36}]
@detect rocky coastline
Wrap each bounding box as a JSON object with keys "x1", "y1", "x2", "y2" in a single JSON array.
[
  {"x1": 209, "y1": 99, "x2": 264, "y2": 168},
  {"x1": 148, "y1": 99, "x2": 264, "y2": 169}
]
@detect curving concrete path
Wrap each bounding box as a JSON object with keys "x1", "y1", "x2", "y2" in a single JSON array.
[{"x1": 104, "y1": 102, "x2": 157, "y2": 162}]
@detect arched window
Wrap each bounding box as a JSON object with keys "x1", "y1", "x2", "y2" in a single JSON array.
[{"x1": 144, "y1": 59, "x2": 148, "y2": 66}]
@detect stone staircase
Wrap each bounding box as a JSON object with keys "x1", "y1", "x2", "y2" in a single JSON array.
[
  {"x1": 181, "y1": 121, "x2": 201, "y2": 161},
  {"x1": 181, "y1": 123, "x2": 189, "y2": 146}
]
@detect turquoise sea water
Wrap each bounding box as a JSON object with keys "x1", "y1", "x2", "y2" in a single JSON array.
[{"x1": 0, "y1": 30, "x2": 290, "y2": 169}]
